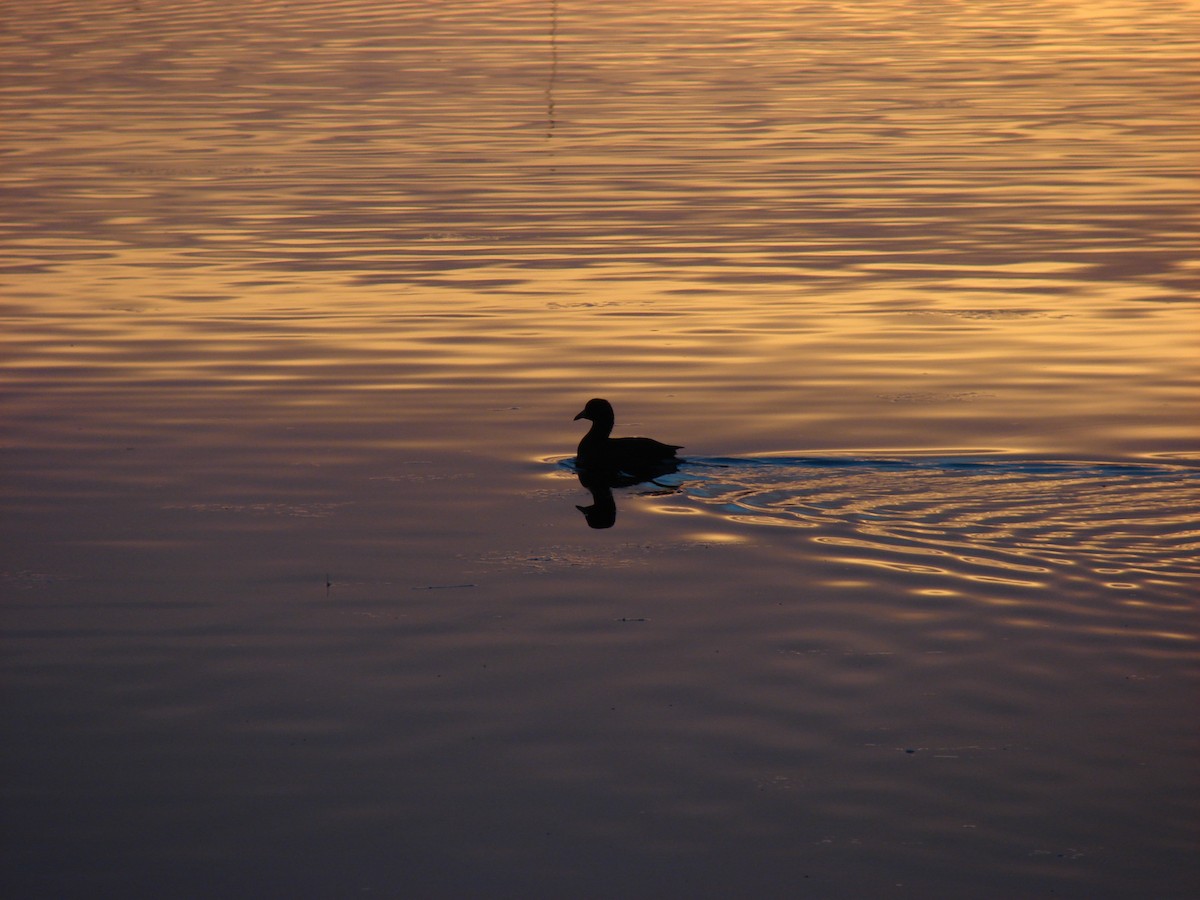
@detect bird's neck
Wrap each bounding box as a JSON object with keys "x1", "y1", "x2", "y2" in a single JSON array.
[
  {"x1": 577, "y1": 415, "x2": 614, "y2": 459},
  {"x1": 585, "y1": 416, "x2": 614, "y2": 440}
]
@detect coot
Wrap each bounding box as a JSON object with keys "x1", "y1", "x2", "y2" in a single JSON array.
[{"x1": 573, "y1": 398, "x2": 682, "y2": 475}]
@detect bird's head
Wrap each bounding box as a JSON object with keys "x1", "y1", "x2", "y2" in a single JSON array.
[{"x1": 574, "y1": 398, "x2": 613, "y2": 422}]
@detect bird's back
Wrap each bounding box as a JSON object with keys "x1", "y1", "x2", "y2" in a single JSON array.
[{"x1": 608, "y1": 436, "x2": 681, "y2": 461}]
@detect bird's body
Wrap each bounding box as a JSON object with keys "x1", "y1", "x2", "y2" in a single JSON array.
[{"x1": 573, "y1": 398, "x2": 681, "y2": 476}]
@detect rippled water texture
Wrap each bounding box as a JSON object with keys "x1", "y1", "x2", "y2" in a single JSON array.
[
  {"x1": 670, "y1": 456, "x2": 1200, "y2": 589},
  {"x1": 3, "y1": 1, "x2": 1199, "y2": 897}
]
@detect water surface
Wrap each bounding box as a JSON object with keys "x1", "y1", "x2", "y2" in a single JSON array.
[{"x1": 2, "y1": 1, "x2": 1198, "y2": 897}]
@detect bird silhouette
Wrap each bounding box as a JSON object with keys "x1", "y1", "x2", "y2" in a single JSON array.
[{"x1": 573, "y1": 398, "x2": 682, "y2": 482}]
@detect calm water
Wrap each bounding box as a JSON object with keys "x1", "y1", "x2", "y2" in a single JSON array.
[{"x1": 3, "y1": 1, "x2": 1199, "y2": 897}]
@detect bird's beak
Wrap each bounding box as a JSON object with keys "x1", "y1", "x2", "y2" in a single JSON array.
[{"x1": 574, "y1": 409, "x2": 587, "y2": 421}]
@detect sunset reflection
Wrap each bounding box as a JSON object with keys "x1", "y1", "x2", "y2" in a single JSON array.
[{"x1": 2, "y1": 1, "x2": 1198, "y2": 897}]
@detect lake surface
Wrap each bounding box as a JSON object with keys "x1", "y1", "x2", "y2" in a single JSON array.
[{"x1": 2, "y1": 1, "x2": 1198, "y2": 897}]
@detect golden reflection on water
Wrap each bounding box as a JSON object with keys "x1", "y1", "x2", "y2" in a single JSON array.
[
  {"x1": 4, "y1": 0, "x2": 1198, "y2": 600},
  {"x1": 3, "y1": 2, "x2": 1200, "y2": 897}
]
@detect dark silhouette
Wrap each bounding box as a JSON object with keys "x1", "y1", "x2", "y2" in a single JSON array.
[
  {"x1": 574, "y1": 398, "x2": 682, "y2": 476},
  {"x1": 575, "y1": 472, "x2": 618, "y2": 529},
  {"x1": 572, "y1": 398, "x2": 683, "y2": 527}
]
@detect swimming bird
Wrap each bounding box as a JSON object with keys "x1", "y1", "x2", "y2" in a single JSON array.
[{"x1": 573, "y1": 398, "x2": 682, "y2": 478}]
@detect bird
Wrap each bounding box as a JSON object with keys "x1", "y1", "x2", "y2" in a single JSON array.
[{"x1": 573, "y1": 398, "x2": 682, "y2": 479}]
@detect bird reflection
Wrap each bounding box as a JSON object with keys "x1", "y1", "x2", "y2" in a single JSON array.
[
  {"x1": 575, "y1": 471, "x2": 619, "y2": 528},
  {"x1": 572, "y1": 398, "x2": 683, "y2": 529}
]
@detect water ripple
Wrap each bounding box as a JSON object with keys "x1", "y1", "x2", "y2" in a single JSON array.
[{"x1": 656, "y1": 455, "x2": 1200, "y2": 592}]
